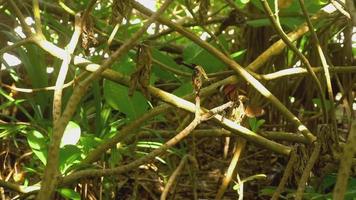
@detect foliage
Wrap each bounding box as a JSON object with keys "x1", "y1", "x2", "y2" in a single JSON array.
[{"x1": 0, "y1": 0, "x2": 355, "y2": 199}]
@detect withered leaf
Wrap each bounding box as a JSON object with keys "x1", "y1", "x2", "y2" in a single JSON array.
[
  {"x1": 129, "y1": 43, "x2": 152, "y2": 99},
  {"x1": 192, "y1": 65, "x2": 208, "y2": 95},
  {"x1": 112, "y1": 0, "x2": 132, "y2": 23},
  {"x1": 81, "y1": 15, "x2": 98, "y2": 49},
  {"x1": 197, "y1": 0, "x2": 210, "y2": 24}
]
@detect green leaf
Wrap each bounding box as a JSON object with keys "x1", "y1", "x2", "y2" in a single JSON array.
[
  {"x1": 58, "y1": 188, "x2": 81, "y2": 200},
  {"x1": 173, "y1": 81, "x2": 193, "y2": 97},
  {"x1": 183, "y1": 42, "x2": 226, "y2": 73},
  {"x1": 248, "y1": 118, "x2": 265, "y2": 132},
  {"x1": 109, "y1": 148, "x2": 122, "y2": 168},
  {"x1": 312, "y1": 98, "x2": 332, "y2": 111},
  {"x1": 103, "y1": 82, "x2": 148, "y2": 119},
  {"x1": 79, "y1": 134, "x2": 102, "y2": 155},
  {"x1": 27, "y1": 130, "x2": 47, "y2": 165},
  {"x1": 59, "y1": 145, "x2": 82, "y2": 174},
  {"x1": 61, "y1": 121, "x2": 81, "y2": 147},
  {"x1": 152, "y1": 48, "x2": 190, "y2": 80}
]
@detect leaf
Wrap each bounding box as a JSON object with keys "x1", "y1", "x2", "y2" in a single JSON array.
[
  {"x1": 58, "y1": 188, "x2": 81, "y2": 200},
  {"x1": 183, "y1": 42, "x2": 226, "y2": 73},
  {"x1": 27, "y1": 130, "x2": 47, "y2": 165},
  {"x1": 312, "y1": 98, "x2": 332, "y2": 111},
  {"x1": 173, "y1": 81, "x2": 193, "y2": 97},
  {"x1": 103, "y1": 81, "x2": 148, "y2": 119},
  {"x1": 59, "y1": 145, "x2": 82, "y2": 174},
  {"x1": 61, "y1": 121, "x2": 81, "y2": 147},
  {"x1": 151, "y1": 48, "x2": 189, "y2": 80},
  {"x1": 79, "y1": 134, "x2": 102, "y2": 155},
  {"x1": 109, "y1": 148, "x2": 122, "y2": 168}
]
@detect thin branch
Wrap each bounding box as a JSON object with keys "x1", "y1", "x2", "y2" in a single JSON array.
[
  {"x1": 61, "y1": 100, "x2": 215, "y2": 185},
  {"x1": 215, "y1": 139, "x2": 246, "y2": 199},
  {"x1": 8, "y1": 0, "x2": 33, "y2": 36},
  {"x1": 298, "y1": 0, "x2": 339, "y2": 144},
  {"x1": 0, "y1": 80, "x2": 75, "y2": 93},
  {"x1": 0, "y1": 179, "x2": 40, "y2": 194},
  {"x1": 333, "y1": 120, "x2": 356, "y2": 199},
  {"x1": 295, "y1": 142, "x2": 321, "y2": 200},
  {"x1": 36, "y1": 1, "x2": 175, "y2": 199},
  {"x1": 160, "y1": 155, "x2": 196, "y2": 200},
  {"x1": 330, "y1": 0, "x2": 351, "y2": 18},
  {"x1": 132, "y1": 1, "x2": 316, "y2": 143},
  {"x1": 260, "y1": 0, "x2": 328, "y2": 123},
  {"x1": 271, "y1": 150, "x2": 297, "y2": 200},
  {"x1": 32, "y1": 0, "x2": 42, "y2": 34},
  {"x1": 52, "y1": 14, "x2": 82, "y2": 122},
  {"x1": 0, "y1": 37, "x2": 33, "y2": 55},
  {"x1": 259, "y1": 66, "x2": 356, "y2": 80}
]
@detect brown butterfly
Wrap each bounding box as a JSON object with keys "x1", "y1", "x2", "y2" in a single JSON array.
[{"x1": 221, "y1": 84, "x2": 265, "y2": 118}]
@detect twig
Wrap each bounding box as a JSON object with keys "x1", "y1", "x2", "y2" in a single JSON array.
[
  {"x1": 52, "y1": 14, "x2": 82, "y2": 122},
  {"x1": 36, "y1": 1, "x2": 175, "y2": 199},
  {"x1": 330, "y1": 0, "x2": 351, "y2": 18},
  {"x1": 271, "y1": 149, "x2": 297, "y2": 200},
  {"x1": 260, "y1": 66, "x2": 356, "y2": 80},
  {"x1": 132, "y1": 1, "x2": 316, "y2": 143},
  {"x1": 81, "y1": 63, "x2": 291, "y2": 156},
  {"x1": 215, "y1": 139, "x2": 246, "y2": 199},
  {"x1": 0, "y1": 179, "x2": 40, "y2": 194},
  {"x1": 32, "y1": 0, "x2": 42, "y2": 34},
  {"x1": 0, "y1": 80, "x2": 75, "y2": 93},
  {"x1": 295, "y1": 141, "x2": 321, "y2": 200},
  {"x1": 260, "y1": 0, "x2": 328, "y2": 123},
  {"x1": 298, "y1": 0, "x2": 339, "y2": 145},
  {"x1": 61, "y1": 104, "x2": 214, "y2": 185},
  {"x1": 346, "y1": 0, "x2": 356, "y2": 26},
  {"x1": 160, "y1": 155, "x2": 196, "y2": 200},
  {"x1": 7, "y1": 0, "x2": 33, "y2": 36},
  {"x1": 0, "y1": 38, "x2": 33, "y2": 55},
  {"x1": 333, "y1": 120, "x2": 356, "y2": 199}
]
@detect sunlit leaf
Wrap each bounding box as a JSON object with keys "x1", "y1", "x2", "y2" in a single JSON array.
[
  {"x1": 61, "y1": 121, "x2": 81, "y2": 147},
  {"x1": 58, "y1": 188, "x2": 81, "y2": 200},
  {"x1": 27, "y1": 130, "x2": 47, "y2": 165}
]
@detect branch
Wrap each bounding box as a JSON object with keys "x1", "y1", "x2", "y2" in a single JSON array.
[
  {"x1": 61, "y1": 96, "x2": 216, "y2": 185},
  {"x1": 295, "y1": 142, "x2": 321, "y2": 200},
  {"x1": 82, "y1": 64, "x2": 291, "y2": 156},
  {"x1": 298, "y1": 0, "x2": 339, "y2": 144},
  {"x1": 36, "y1": 1, "x2": 175, "y2": 199},
  {"x1": 132, "y1": 1, "x2": 316, "y2": 143},
  {"x1": 52, "y1": 14, "x2": 82, "y2": 122},
  {"x1": 260, "y1": 0, "x2": 328, "y2": 123},
  {"x1": 333, "y1": 120, "x2": 356, "y2": 199}
]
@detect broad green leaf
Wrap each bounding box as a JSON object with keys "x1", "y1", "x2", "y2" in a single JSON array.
[
  {"x1": 58, "y1": 188, "x2": 81, "y2": 200},
  {"x1": 173, "y1": 81, "x2": 193, "y2": 97},
  {"x1": 79, "y1": 134, "x2": 102, "y2": 155},
  {"x1": 312, "y1": 98, "x2": 332, "y2": 111},
  {"x1": 247, "y1": 17, "x2": 303, "y2": 29},
  {"x1": 61, "y1": 121, "x2": 81, "y2": 147},
  {"x1": 183, "y1": 42, "x2": 225, "y2": 73},
  {"x1": 103, "y1": 82, "x2": 148, "y2": 119},
  {"x1": 59, "y1": 145, "x2": 82, "y2": 174},
  {"x1": 27, "y1": 130, "x2": 47, "y2": 165},
  {"x1": 151, "y1": 48, "x2": 190, "y2": 80},
  {"x1": 109, "y1": 148, "x2": 122, "y2": 168}
]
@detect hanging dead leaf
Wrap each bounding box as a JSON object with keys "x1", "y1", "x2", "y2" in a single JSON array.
[
  {"x1": 81, "y1": 15, "x2": 98, "y2": 49},
  {"x1": 192, "y1": 65, "x2": 208, "y2": 95},
  {"x1": 111, "y1": 0, "x2": 132, "y2": 23},
  {"x1": 129, "y1": 43, "x2": 152, "y2": 99},
  {"x1": 197, "y1": 0, "x2": 210, "y2": 23}
]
